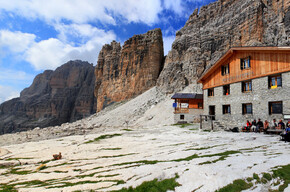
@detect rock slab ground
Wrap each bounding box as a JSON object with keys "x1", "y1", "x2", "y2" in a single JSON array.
[{"x1": 0, "y1": 125, "x2": 289, "y2": 192}]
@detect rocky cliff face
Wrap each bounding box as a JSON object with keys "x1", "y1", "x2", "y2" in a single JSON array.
[
  {"x1": 94, "y1": 28, "x2": 164, "y2": 112},
  {"x1": 157, "y1": 0, "x2": 290, "y2": 93},
  {"x1": 0, "y1": 60, "x2": 96, "y2": 134}
]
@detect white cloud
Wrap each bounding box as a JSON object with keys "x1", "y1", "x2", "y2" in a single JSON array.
[
  {"x1": 164, "y1": 0, "x2": 184, "y2": 16},
  {"x1": 25, "y1": 24, "x2": 116, "y2": 70},
  {"x1": 163, "y1": 35, "x2": 175, "y2": 55},
  {"x1": 0, "y1": 85, "x2": 20, "y2": 104},
  {"x1": 0, "y1": 0, "x2": 163, "y2": 26},
  {"x1": 54, "y1": 23, "x2": 115, "y2": 45},
  {"x1": 0, "y1": 26, "x2": 116, "y2": 71},
  {"x1": 0, "y1": 30, "x2": 36, "y2": 53}
]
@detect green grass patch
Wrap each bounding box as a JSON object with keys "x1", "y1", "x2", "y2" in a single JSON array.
[
  {"x1": 246, "y1": 177, "x2": 253, "y2": 182},
  {"x1": 122, "y1": 129, "x2": 133, "y2": 131},
  {"x1": 85, "y1": 134, "x2": 122, "y2": 144},
  {"x1": 48, "y1": 180, "x2": 125, "y2": 188},
  {"x1": 98, "y1": 153, "x2": 136, "y2": 159},
  {"x1": 36, "y1": 164, "x2": 47, "y2": 171},
  {"x1": 215, "y1": 179, "x2": 253, "y2": 192},
  {"x1": 92, "y1": 166, "x2": 104, "y2": 170},
  {"x1": 53, "y1": 170, "x2": 68, "y2": 173},
  {"x1": 0, "y1": 180, "x2": 50, "y2": 191},
  {"x1": 21, "y1": 180, "x2": 48, "y2": 187},
  {"x1": 263, "y1": 172, "x2": 272, "y2": 181},
  {"x1": 184, "y1": 145, "x2": 218, "y2": 151},
  {"x1": 11, "y1": 180, "x2": 51, "y2": 188},
  {"x1": 38, "y1": 159, "x2": 56, "y2": 164},
  {"x1": 52, "y1": 162, "x2": 72, "y2": 167},
  {"x1": 201, "y1": 151, "x2": 241, "y2": 158},
  {"x1": 271, "y1": 164, "x2": 290, "y2": 191},
  {"x1": 102, "y1": 148, "x2": 122, "y2": 151},
  {"x1": 5, "y1": 157, "x2": 33, "y2": 161},
  {"x1": 7, "y1": 168, "x2": 32, "y2": 175},
  {"x1": 113, "y1": 160, "x2": 160, "y2": 167},
  {"x1": 253, "y1": 173, "x2": 260, "y2": 182},
  {"x1": 215, "y1": 164, "x2": 290, "y2": 192},
  {"x1": 97, "y1": 174, "x2": 120, "y2": 178},
  {"x1": 0, "y1": 184, "x2": 18, "y2": 192},
  {"x1": 48, "y1": 181, "x2": 101, "y2": 188},
  {"x1": 198, "y1": 151, "x2": 241, "y2": 165},
  {"x1": 111, "y1": 174, "x2": 180, "y2": 192},
  {"x1": 172, "y1": 123, "x2": 192, "y2": 128},
  {"x1": 173, "y1": 154, "x2": 199, "y2": 162}
]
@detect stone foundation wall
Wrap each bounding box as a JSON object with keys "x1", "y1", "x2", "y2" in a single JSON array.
[
  {"x1": 204, "y1": 72, "x2": 290, "y2": 128},
  {"x1": 174, "y1": 109, "x2": 204, "y2": 123}
]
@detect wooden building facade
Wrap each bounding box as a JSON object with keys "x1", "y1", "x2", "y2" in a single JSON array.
[
  {"x1": 198, "y1": 47, "x2": 290, "y2": 129},
  {"x1": 172, "y1": 93, "x2": 203, "y2": 123}
]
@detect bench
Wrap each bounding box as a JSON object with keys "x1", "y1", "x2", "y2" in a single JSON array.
[{"x1": 265, "y1": 129, "x2": 283, "y2": 134}]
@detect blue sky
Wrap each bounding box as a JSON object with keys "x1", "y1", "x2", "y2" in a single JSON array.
[{"x1": 0, "y1": 0, "x2": 216, "y2": 104}]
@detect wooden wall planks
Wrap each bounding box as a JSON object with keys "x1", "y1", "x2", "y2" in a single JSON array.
[{"x1": 202, "y1": 50, "x2": 290, "y2": 89}]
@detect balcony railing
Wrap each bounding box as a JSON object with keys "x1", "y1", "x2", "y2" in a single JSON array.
[{"x1": 174, "y1": 108, "x2": 189, "y2": 114}]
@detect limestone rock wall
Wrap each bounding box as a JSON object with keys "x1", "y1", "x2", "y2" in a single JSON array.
[
  {"x1": 0, "y1": 60, "x2": 97, "y2": 134},
  {"x1": 94, "y1": 28, "x2": 164, "y2": 112},
  {"x1": 157, "y1": 0, "x2": 290, "y2": 93}
]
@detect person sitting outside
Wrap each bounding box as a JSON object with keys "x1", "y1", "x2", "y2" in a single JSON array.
[
  {"x1": 270, "y1": 119, "x2": 278, "y2": 129},
  {"x1": 251, "y1": 119, "x2": 257, "y2": 132},
  {"x1": 264, "y1": 120, "x2": 270, "y2": 132},
  {"x1": 246, "y1": 120, "x2": 252, "y2": 132},
  {"x1": 286, "y1": 120, "x2": 290, "y2": 128},
  {"x1": 256, "y1": 119, "x2": 264, "y2": 132},
  {"x1": 281, "y1": 124, "x2": 290, "y2": 142},
  {"x1": 278, "y1": 120, "x2": 285, "y2": 130},
  {"x1": 242, "y1": 120, "x2": 252, "y2": 132}
]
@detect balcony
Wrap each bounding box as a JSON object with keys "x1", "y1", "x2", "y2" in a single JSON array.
[{"x1": 174, "y1": 108, "x2": 189, "y2": 114}]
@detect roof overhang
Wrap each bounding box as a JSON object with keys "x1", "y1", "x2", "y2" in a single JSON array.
[{"x1": 171, "y1": 93, "x2": 203, "y2": 100}]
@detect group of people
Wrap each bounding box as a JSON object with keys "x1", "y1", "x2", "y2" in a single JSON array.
[{"x1": 243, "y1": 118, "x2": 290, "y2": 132}]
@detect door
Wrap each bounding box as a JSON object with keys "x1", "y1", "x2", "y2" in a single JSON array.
[{"x1": 209, "y1": 105, "x2": 215, "y2": 120}]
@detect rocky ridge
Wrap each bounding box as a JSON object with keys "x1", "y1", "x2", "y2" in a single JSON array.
[
  {"x1": 157, "y1": 0, "x2": 290, "y2": 93},
  {"x1": 0, "y1": 60, "x2": 97, "y2": 134},
  {"x1": 94, "y1": 28, "x2": 164, "y2": 112}
]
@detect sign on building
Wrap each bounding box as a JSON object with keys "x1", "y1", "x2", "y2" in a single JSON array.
[{"x1": 181, "y1": 103, "x2": 189, "y2": 108}]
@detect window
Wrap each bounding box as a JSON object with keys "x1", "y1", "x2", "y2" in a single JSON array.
[
  {"x1": 223, "y1": 85, "x2": 230, "y2": 95},
  {"x1": 269, "y1": 101, "x2": 282, "y2": 114},
  {"x1": 221, "y1": 64, "x2": 230, "y2": 76},
  {"x1": 268, "y1": 74, "x2": 282, "y2": 89},
  {"x1": 242, "y1": 81, "x2": 252, "y2": 92},
  {"x1": 180, "y1": 115, "x2": 185, "y2": 120},
  {"x1": 198, "y1": 102, "x2": 203, "y2": 109},
  {"x1": 208, "y1": 88, "x2": 214, "y2": 97},
  {"x1": 242, "y1": 103, "x2": 252, "y2": 114},
  {"x1": 223, "y1": 105, "x2": 231, "y2": 114},
  {"x1": 240, "y1": 57, "x2": 251, "y2": 70}
]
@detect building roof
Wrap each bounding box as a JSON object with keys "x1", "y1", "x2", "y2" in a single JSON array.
[
  {"x1": 198, "y1": 46, "x2": 290, "y2": 83},
  {"x1": 171, "y1": 93, "x2": 203, "y2": 99}
]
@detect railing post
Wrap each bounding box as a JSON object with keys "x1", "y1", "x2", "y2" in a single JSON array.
[
  {"x1": 211, "y1": 116, "x2": 214, "y2": 131},
  {"x1": 200, "y1": 115, "x2": 202, "y2": 129}
]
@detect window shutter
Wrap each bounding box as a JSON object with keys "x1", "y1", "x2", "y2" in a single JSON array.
[{"x1": 241, "y1": 82, "x2": 244, "y2": 92}]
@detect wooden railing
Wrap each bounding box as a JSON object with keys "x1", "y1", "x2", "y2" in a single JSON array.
[{"x1": 174, "y1": 108, "x2": 189, "y2": 114}]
